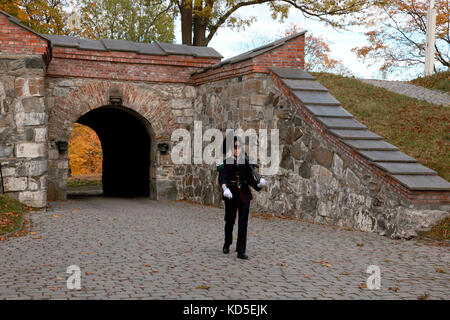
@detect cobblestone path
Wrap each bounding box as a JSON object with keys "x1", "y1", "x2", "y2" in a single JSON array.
[
  {"x1": 361, "y1": 79, "x2": 449, "y2": 107},
  {"x1": 0, "y1": 196, "x2": 448, "y2": 300}
]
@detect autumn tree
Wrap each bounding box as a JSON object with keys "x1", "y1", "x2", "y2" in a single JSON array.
[
  {"x1": 233, "y1": 23, "x2": 352, "y2": 75},
  {"x1": 175, "y1": 0, "x2": 377, "y2": 46},
  {"x1": 75, "y1": 0, "x2": 175, "y2": 43},
  {"x1": 352, "y1": 0, "x2": 449, "y2": 77},
  {"x1": 68, "y1": 123, "x2": 103, "y2": 176},
  {"x1": 0, "y1": 0, "x2": 72, "y2": 34}
]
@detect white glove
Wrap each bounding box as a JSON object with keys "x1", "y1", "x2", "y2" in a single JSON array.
[
  {"x1": 257, "y1": 178, "x2": 266, "y2": 188},
  {"x1": 222, "y1": 184, "x2": 233, "y2": 199}
]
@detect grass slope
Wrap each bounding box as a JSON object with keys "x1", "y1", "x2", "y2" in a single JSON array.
[
  {"x1": 0, "y1": 194, "x2": 27, "y2": 236},
  {"x1": 314, "y1": 73, "x2": 450, "y2": 182},
  {"x1": 409, "y1": 71, "x2": 450, "y2": 93}
]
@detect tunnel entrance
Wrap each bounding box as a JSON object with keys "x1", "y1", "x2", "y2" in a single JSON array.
[{"x1": 76, "y1": 106, "x2": 151, "y2": 197}]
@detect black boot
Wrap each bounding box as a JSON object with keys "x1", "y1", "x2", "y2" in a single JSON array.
[
  {"x1": 237, "y1": 252, "x2": 248, "y2": 259},
  {"x1": 223, "y1": 245, "x2": 230, "y2": 254}
]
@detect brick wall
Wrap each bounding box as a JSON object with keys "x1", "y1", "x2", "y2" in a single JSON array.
[
  {"x1": 47, "y1": 47, "x2": 221, "y2": 84},
  {"x1": 192, "y1": 34, "x2": 305, "y2": 85},
  {"x1": 0, "y1": 13, "x2": 50, "y2": 64}
]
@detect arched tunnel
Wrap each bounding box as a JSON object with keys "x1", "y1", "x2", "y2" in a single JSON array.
[{"x1": 76, "y1": 106, "x2": 151, "y2": 197}]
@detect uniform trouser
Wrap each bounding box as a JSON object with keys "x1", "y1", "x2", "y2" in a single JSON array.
[{"x1": 224, "y1": 199, "x2": 250, "y2": 255}]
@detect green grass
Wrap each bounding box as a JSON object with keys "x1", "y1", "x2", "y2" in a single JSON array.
[
  {"x1": 0, "y1": 194, "x2": 27, "y2": 236},
  {"x1": 313, "y1": 73, "x2": 450, "y2": 181},
  {"x1": 67, "y1": 179, "x2": 102, "y2": 188},
  {"x1": 409, "y1": 71, "x2": 450, "y2": 93}
]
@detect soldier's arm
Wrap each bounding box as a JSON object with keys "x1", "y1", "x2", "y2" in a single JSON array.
[
  {"x1": 246, "y1": 164, "x2": 262, "y2": 192},
  {"x1": 218, "y1": 162, "x2": 230, "y2": 187}
]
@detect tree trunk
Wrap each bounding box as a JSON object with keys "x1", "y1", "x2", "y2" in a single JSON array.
[
  {"x1": 180, "y1": 0, "x2": 193, "y2": 45},
  {"x1": 192, "y1": 1, "x2": 208, "y2": 46},
  {"x1": 193, "y1": 22, "x2": 207, "y2": 46}
]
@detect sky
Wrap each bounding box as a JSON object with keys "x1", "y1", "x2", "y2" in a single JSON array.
[{"x1": 174, "y1": 4, "x2": 389, "y2": 80}]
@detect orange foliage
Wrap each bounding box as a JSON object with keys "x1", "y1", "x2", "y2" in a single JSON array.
[
  {"x1": 68, "y1": 123, "x2": 103, "y2": 176},
  {"x1": 0, "y1": 0, "x2": 71, "y2": 35},
  {"x1": 352, "y1": 0, "x2": 449, "y2": 76}
]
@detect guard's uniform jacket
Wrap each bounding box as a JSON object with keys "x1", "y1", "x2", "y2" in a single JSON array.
[
  {"x1": 217, "y1": 156, "x2": 261, "y2": 202},
  {"x1": 217, "y1": 156, "x2": 262, "y2": 255}
]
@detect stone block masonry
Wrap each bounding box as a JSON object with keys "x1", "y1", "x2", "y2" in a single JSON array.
[{"x1": 0, "y1": 55, "x2": 48, "y2": 208}]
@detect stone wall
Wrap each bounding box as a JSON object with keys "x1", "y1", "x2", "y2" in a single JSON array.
[
  {"x1": 190, "y1": 73, "x2": 449, "y2": 239},
  {"x1": 0, "y1": 54, "x2": 48, "y2": 207},
  {"x1": 45, "y1": 77, "x2": 197, "y2": 202}
]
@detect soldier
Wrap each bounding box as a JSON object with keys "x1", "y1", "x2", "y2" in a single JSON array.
[{"x1": 217, "y1": 135, "x2": 266, "y2": 259}]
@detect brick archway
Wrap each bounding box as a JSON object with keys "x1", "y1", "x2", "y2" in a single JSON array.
[{"x1": 46, "y1": 80, "x2": 179, "y2": 201}]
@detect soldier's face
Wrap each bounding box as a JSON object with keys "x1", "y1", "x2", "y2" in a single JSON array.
[{"x1": 234, "y1": 141, "x2": 240, "y2": 157}]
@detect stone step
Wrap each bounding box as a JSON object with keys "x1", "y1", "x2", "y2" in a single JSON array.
[
  {"x1": 391, "y1": 174, "x2": 450, "y2": 191},
  {"x1": 357, "y1": 150, "x2": 418, "y2": 163},
  {"x1": 293, "y1": 91, "x2": 340, "y2": 106},
  {"x1": 317, "y1": 117, "x2": 367, "y2": 130},
  {"x1": 269, "y1": 67, "x2": 315, "y2": 80},
  {"x1": 329, "y1": 129, "x2": 382, "y2": 140},
  {"x1": 282, "y1": 79, "x2": 328, "y2": 92},
  {"x1": 304, "y1": 105, "x2": 352, "y2": 118},
  {"x1": 342, "y1": 139, "x2": 399, "y2": 151},
  {"x1": 373, "y1": 162, "x2": 437, "y2": 175}
]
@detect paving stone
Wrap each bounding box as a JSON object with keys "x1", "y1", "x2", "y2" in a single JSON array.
[
  {"x1": 342, "y1": 139, "x2": 399, "y2": 151},
  {"x1": 357, "y1": 150, "x2": 418, "y2": 163},
  {"x1": 391, "y1": 175, "x2": 450, "y2": 191},
  {"x1": 329, "y1": 129, "x2": 382, "y2": 140},
  {"x1": 282, "y1": 79, "x2": 327, "y2": 91},
  {"x1": 294, "y1": 91, "x2": 340, "y2": 105},
  {"x1": 0, "y1": 198, "x2": 448, "y2": 300},
  {"x1": 316, "y1": 117, "x2": 367, "y2": 129},
  {"x1": 373, "y1": 162, "x2": 437, "y2": 175},
  {"x1": 270, "y1": 67, "x2": 315, "y2": 80},
  {"x1": 304, "y1": 105, "x2": 352, "y2": 118},
  {"x1": 361, "y1": 79, "x2": 450, "y2": 107}
]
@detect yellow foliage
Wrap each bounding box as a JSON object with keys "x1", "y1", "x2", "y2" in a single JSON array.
[{"x1": 68, "y1": 123, "x2": 103, "y2": 176}]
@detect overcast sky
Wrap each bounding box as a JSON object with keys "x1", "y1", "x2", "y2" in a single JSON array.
[{"x1": 174, "y1": 4, "x2": 391, "y2": 80}]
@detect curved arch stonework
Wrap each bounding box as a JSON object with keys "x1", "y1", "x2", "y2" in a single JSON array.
[
  {"x1": 45, "y1": 78, "x2": 195, "y2": 201},
  {"x1": 48, "y1": 80, "x2": 179, "y2": 142}
]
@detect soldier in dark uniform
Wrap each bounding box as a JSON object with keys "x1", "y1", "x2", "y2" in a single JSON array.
[{"x1": 217, "y1": 136, "x2": 266, "y2": 259}]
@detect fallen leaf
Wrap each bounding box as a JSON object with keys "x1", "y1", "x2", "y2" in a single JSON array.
[
  {"x1": 384, "y1": 259, "x2": 392, "y2": 263},
  {"x1": 388, "y1": 287, "x2": 399, "y2": 292},
  {"x1": 356, "y1": 243, "x2": 364, "y2": 247},
  {"x1": 436, "y1": 268, "x2": 446, "y2": 274},
  {"x1": 55, "y1": 277, "x2": 62, "y2": 280},
  {"x1": 358, "y1": 283, "x2": 367, "y2": 289},
  {"x1": 32, "y1": 236, "x2": 42, "y2": 239},
  {"x1": 85, "y1": 272, "x2": 92, "y2": 275},
  {"x1": 418, "y1": 293, "x2": 429, "y2": 300},
  {"x1": 30, "y1": 232, "x2": 38, "y2": 235},
  {"x1": 50, "y1": 287, "x2": 58, "y2": 291},
  {"x1": 52, "y1": 214, "x2": 59, "y2": 218},
  {"x1": 195, "y1": 285, "x2": 210, "y2": 290},
  {"x1": 341, "y1": 272, "x2": 350, "y2": 276},
  {"x1": 304, "y1": 274, "x2": 311, "y2": 278}
]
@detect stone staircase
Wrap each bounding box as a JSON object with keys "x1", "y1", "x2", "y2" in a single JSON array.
[{"x1": 270, "y1": 67, "x2": 450, "y2": 191}]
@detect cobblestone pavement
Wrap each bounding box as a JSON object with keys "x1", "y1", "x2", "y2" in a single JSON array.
[
  {"x1": 0, "y1": 196, "x2": 449, "y2": 300},
  {"x1": 361, "y1": 79, "x2": 450, "y2": 107}
]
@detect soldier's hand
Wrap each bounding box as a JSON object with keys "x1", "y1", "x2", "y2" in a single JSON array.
[
  {"x1": 222, "y1": 184, "x2": 233, "y2": 199},
  {"x1": 257, "y1": 178, "x2": 266, "y2": 188}
]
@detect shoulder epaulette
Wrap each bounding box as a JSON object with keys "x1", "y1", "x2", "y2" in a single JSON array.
[{"x1": 216, "y1": 158, "x2": 226, "y2": 172}]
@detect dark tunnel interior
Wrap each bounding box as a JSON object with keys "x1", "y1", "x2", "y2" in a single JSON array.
[{"x1": 76, "y1": 106, "x2": 151, "y2": 197}]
